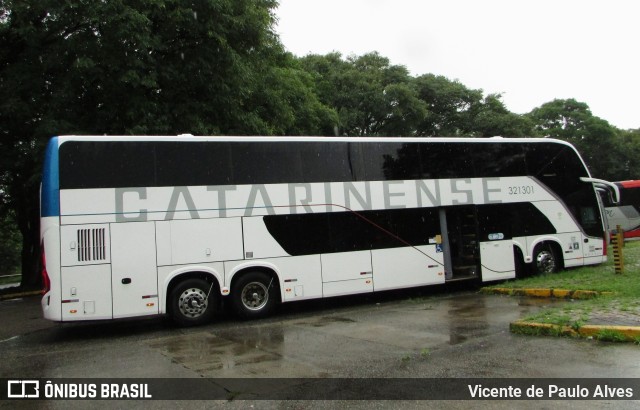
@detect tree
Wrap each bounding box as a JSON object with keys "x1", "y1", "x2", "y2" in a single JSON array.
[
  {"x1": 0, "y1": 207, "x2": 20, "y2": 276},
  {"x1": 527, "y1": 99, "x2": 622, "y2": 179},
  {"x1": 300, "y1": 52, "x2": 427, "y2": 136},
  {"x1": 471, "y1": 94, "x2": 534, "y2": 137},
  {"x1": 242, "y1": 51, "x2": 338, "y2": 136},
  {"x1": 412, "y1": 74, "x2": 483, "y2": 137},
  {"x1": 613, "y1": 128, "x2": 640, "y2": 181},
  {"x1": 1, "y1": 0, "x2": 333, "y2": 288}
]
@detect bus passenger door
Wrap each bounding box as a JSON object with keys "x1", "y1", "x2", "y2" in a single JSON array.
[
  {"x1": 476, "y1": 206, "x2": 516, "y2": 281},
  {"x1": 110, "y1": 221, "x2": 159, "y2": 318},
  {"x1": 443, "y1": 206, "x2": 516, "y2": 282},
  {"x1": 442, "y1": 206, "x2": 480, "y2": 280}
]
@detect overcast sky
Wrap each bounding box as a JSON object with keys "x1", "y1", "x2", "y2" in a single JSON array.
[{"x1": 275, "y1": 0, "x2": 639, "y2": 130}]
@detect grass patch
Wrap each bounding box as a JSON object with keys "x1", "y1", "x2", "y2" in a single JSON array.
[
  {"x1": 510, "y1": 321, "x2": 570, "y2": 338},
  {"x1": 487, "y1": 241, "x2": 640, "y2": 332},
  {"x1": 596, "y1": 329, "x2": 629, "y2": 343},
  {"x1": 520, "y1": 307, "x2": 591, "y2": 330}
]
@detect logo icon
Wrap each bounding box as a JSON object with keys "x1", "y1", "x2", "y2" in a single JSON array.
[{"x1": 7, "y1": 380, "x2": 40, "y2": 398}]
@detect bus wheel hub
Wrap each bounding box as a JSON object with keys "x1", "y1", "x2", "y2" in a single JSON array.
[{"x1": 179, "y1": 288, "x2": 208, "y2": 317}]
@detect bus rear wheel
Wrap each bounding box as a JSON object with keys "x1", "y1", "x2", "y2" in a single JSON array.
[
  {"x1": 231, "y1": 271, "x2": 277, "y2": 320},
  {"x1": 533, "y1": 244, "x2": 558, "y2": 274},
  {"x1": 169, "y1": 278, "x2": 217, "y2": 326}
]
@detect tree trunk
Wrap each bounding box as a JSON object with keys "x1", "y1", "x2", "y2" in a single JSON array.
[
  {"x1": 19, "y1": 219, "x2": 41, "y2": 290},
  {"x1": 17, "y1": 187, "x2": 42, "y2": 290}
]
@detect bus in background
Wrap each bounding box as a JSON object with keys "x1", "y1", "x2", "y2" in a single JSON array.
[
  {"x1": 40, "y1": 136, "x2": 608, "y2": 326},
  {"x1": 601, "y1": 180, "x2": 640, "y2": 239}
]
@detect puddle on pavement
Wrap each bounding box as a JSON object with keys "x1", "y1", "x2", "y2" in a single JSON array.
[
  {"x1": 446, "y1": 298, "x2": 488, "y2": 317},
  {"x1": 446, "y1": 321, "x2": 489, "y2": 345},
  {"x1": 517, "y1": 297, "x2": 565, "y2": 307},
  {"x1": 148, "y1": 328, "x2": 285, "y2": 375},
  {"x1": 309, "y1": 316, "x2": 356, "y2": 327},
  {"x1": 448, "y1": 333, "x2": 468, "y2": 345},
  {"x1": 148, "y1": 326, "x2": 329, "y2": 377},
  {"x1": 291, "y1": 315, "x2": 357, "y2": 328}
]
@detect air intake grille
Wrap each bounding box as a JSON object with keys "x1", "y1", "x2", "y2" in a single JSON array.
[{"x1": 77, "y1": 228, "x2": 106, "y2": 262}]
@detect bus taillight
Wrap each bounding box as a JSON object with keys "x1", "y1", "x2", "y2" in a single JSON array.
[
  {"x1": 603, "y1": 234, "x2": 608, "y2": 256},
  {"x1": 41, "y1": 243, "x2": 51, "y2": 295}
]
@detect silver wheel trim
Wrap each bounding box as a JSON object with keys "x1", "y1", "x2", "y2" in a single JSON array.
[
  {"x1": 536, "y1": 250, "x2": 556, "y2": 273},
  {"x1": 241, "y1": 281, "x2": 269, "y2": 311},
  {"x1": 178, "y1": 287, "x2": 208, "y2": 318}
]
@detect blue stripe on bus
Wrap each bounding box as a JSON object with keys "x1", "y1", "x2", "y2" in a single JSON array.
[{"x1": 41, "y1": 137, "x2": 60, "y2": 217}]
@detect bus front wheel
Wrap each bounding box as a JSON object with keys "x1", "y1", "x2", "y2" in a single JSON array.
[
  {"x1": 231, "y1": 271, "x2": 277, "y2": 320},
  {"x1": 533, "y1": 244, "x2": 558, "y2": 274},
  {"x1": 169, "y1": 278, "x2": 217, "y2": 326}
]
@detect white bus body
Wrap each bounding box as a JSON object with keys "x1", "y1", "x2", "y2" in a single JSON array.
[{"x1": 40, "y1": 136, "x2": 607, "y2": 325}]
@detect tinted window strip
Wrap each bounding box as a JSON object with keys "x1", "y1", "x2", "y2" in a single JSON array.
[{"x1": 58, "y1": 140, "x2": 588, "y2": 189}]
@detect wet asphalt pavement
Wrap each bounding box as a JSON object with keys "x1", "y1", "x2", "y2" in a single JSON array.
[{"x1": 1, "y1": 287, "x2": 639, "y2": 408}]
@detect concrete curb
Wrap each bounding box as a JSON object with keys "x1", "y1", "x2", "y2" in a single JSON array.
[
  {"x1": 481, "y1": 287, "x2": 614, "y2": 299},
  {"x1": 0, "y1": 290, "x2": 42, "y2": 301},
  {"x1": 510, "y1": 321, "x2": 640, "y2": 342}
]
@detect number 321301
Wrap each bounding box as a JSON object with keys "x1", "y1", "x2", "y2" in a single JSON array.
[{"x1": 508, "y1": 185, "x2": 535, "y2": 195}]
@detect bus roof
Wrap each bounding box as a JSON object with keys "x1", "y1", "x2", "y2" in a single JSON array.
[{"x1": 51, "y1": 135, "x2": 574, "y2": 146}]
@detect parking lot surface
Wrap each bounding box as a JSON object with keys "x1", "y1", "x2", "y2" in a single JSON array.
[{"x1": 1, "y1": 289, "x2": 639, "y2": 408}]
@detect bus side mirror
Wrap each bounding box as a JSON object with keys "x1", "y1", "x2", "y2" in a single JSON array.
[{"x1": 581, "y1": 177, "x2": 620, "y2": 204}]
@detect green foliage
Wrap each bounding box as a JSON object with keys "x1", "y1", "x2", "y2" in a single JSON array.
[
  {"x1": 472, "y1": 94, "x2": 535, "y2": 137},
  {"x1": 301, "y1": 54, "x2": 540, "y2": 138},
  {"x1": 595, "y1": 329, "x2": 628, "y2": 343},
  {"x1": 300, "y1": 52, "x2": 427, "y2": 136},
  {"x1": 0, "y1": 0, "x2": 303, "y2": 138},
  {"x1": 243, "y1": 53, "x2": 338, "y2": 135},
  {"x1": 413, "y1": 74, "x2": 483, "y2": 137},
  {"x1": 0, "y1": 210, "x2": 20, "y2": 276}
]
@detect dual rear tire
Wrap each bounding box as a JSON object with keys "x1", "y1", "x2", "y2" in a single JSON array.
[
  {"x1": 169, "y1": 271, "x2": 278, "y2": 326},
  {"x1": 231, "y1": 271, "x2": 278, "y2": 320}
]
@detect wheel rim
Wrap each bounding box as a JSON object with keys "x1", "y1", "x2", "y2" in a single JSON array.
[
  {"x1": 536, "y1": 250, "x2": 556, "y2": 273},
  {"x1": 240, "y1": 281, "x2": 269, "y2": 311},
  {"x1": 178, "y1": 287, "x2": 208, "y2": 318}
]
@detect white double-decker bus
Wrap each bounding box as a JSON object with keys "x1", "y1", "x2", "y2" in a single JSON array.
[{"x1": 41, "y1": 136, "x2": 607, "y2": 326}]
